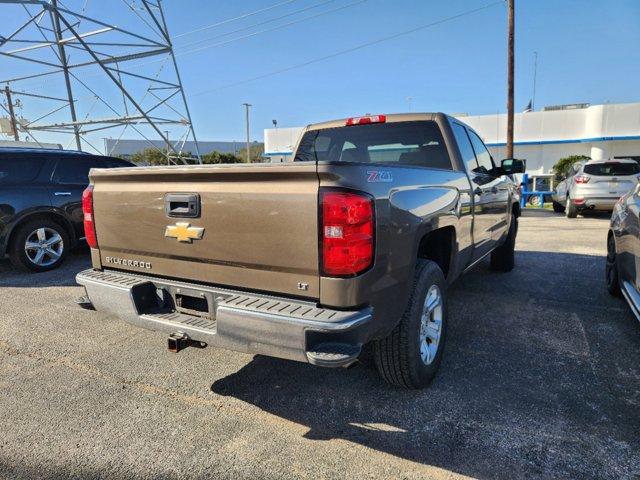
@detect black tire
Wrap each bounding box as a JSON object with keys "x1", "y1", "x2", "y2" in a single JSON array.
[
  {"x1": 9, "y1": 218, "x2": 70, "y2": 272},
  {"x1": 490, "y1": 213, "x2": 517, "y2": 272},
  {"x1": 552, "y1": 201, "x2": 565, "y2": 213},
  {"x1": 566, "y1": 198, "x2": 578, "y2": 218},
  {"x1": 373, "y1": 260, "x2": 447, "y2": 389},
  {"x1": 606, "y1": 234, "x2": 622, "y2": 297}
]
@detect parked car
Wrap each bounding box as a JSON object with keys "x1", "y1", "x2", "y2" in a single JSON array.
[
  {"x1": 552, "y1": 159, "x2": 640, "y2": 217},
  {"x1": 0, "y1": 148, "x2": 133, "y2": 272},
  {"x1": 76, "y1": 113, "x2": 524, "y2": 389},
  {"x1": 607, "y1": 187, "x2": 640, "y2": 321}
]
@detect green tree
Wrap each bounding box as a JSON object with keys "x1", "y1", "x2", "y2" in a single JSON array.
[
  {"x1": 130, "y1": 148, "x2": 194, "y2": 166},
  {"x1": 237, "y1": 143, "x2": 265, "y2": 163},
  {"x1": 552, "y1": 155, "x2": 590, "y2": 182},
  {"x1": 130, "y1": 148, "x2": 167, "y2": 166},
  {"x1": 201, "y1": 151, "x2": 242, "y2": 164}
]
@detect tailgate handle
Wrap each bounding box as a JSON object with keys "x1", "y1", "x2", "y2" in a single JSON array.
[{"x1": 165, "y1": 193, "x2": 200, "y2": 218}]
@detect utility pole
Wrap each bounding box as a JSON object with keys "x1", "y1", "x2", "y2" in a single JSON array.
[
  {"x1": 3, "y1": 86, "x2": 19, "y2": 141},
  {"x1": 506, "y1": 0, "x2": 515, "y2": 159},
  {"x1": 242, "y1": 103, "x2": 252, "y2": 163}
]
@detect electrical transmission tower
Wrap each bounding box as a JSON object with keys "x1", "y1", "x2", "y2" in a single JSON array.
[{"x1": 0, "y1": 0, "x2": 201, "y2": 163}]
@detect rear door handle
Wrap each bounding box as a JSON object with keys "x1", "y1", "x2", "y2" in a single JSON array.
[
  {"x1": 473, "y1": 187, "x2": 483, "y2": 196},
  {"x1": 491, "y1": 186, "x2": 498, "y2": 194},
  {"x1": 54, "y1": 192, "x2": 71, "y2": 196}
]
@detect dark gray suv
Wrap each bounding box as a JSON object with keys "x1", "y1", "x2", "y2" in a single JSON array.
[{"x1": 0, "y1": 148, "x2": 132, "y2": 272}]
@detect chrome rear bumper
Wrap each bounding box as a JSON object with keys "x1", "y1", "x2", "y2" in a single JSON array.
[{"x1": 76, "y1": 269, "x2": 372, "y2": 367}]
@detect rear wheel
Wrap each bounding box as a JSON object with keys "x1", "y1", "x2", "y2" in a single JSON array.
[
  {"x1": 490, "y1": 213, "x2": 517, "y2": 272},
  {"x1": 552, "y1": 201, "x2": 565, "y2": 213},
  {"x1": 9, "y1": 218, "x2": 69, "y2": 272},
  {"x1": 566, "y1": 197, "x2": 578, "y2": 218},
  {"x1": 606, "y1": 234, "x2": 622, "y2": 297},
  {"x1": 374, "y1": 260, "x2": 447, "y2": 389}
]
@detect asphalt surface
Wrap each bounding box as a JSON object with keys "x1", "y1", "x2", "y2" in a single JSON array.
[{"x1": 0, "y1": 210, "x2": 639, "y2": 480}]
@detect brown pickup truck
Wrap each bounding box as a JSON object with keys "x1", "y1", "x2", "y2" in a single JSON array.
[{"x1": 77, "y1": 113, "x2": 523, "y2": 389}]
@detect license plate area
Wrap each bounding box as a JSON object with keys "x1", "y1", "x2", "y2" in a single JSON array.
[
  {"x1": 149, "y1": 285, "x2": 220, "y2": 320},
  {"x1": 176, "y1": 293, "x2": 210, "y2": 318}
]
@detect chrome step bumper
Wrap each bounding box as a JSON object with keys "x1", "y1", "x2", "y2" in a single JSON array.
[{"x1": 76, "y1": 269, "x2": 372, "y2": 367}]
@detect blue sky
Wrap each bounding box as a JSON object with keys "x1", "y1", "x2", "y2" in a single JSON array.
[
  {"x1": 2, "y1": 0, "x2": 639, "y2": 148},
  {"x1": 161, "y1": 0, "x2": 640, "y2": 141}
]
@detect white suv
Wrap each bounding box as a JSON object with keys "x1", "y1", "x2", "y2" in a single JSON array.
[{"x1": 553, "y1": 159, "x2": 640, "y2": 218}]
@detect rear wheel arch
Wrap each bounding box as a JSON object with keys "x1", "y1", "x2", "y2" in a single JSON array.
[
  {"x1": 606, "y1": 230, "x2": 622, "y2": 297},
  {"x1": 416, "y1": 226, "x2": 456, "y2": 280},
  {"x1": 512, "y1": 201, "x2": 521, "y2": 218},
  {"x1": 8, "y1": 210, "x2": 77, "y2": 251}
]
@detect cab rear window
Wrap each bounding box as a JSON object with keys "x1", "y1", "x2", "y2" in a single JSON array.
[
  {"x1": 0, "y1": 157, "x2": 45, "y2": 184},
  {"x1": 583, "y1": 162, "x2": 640, "y2": 176},
  {"x1": 294, "y1": 121, "x2": 452, "y2": 170}
]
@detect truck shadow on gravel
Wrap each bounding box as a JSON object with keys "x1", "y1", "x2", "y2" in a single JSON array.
[{"x1": 211, "y1": 251, "x2": 640, "y2": 479}]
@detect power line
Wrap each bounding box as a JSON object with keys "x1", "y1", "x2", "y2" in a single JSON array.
[
  {"x1": 4, "y1": 0, "x2": 363, "y2": 90},
  {"x1": 191, "y1": 0, "x2": 504, "y2": 97},
  {"x1": 176, "y1": 0, "x2": 338, "y2": 50},
  {"x1": 174, "y1": 0, "x2": 300, "y2": 38},
  {"x1": 176, "y1": 0, "x2": 367, "y2": 57}
]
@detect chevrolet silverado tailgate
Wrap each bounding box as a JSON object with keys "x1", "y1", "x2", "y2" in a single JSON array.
[{"x1": 90, "y1": 163, "x2": 320, "y2": 299}]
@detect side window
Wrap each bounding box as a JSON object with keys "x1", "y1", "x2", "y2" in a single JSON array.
[
  {"x1": 467, "y1": 130, "x2": 495, "y2": 175},
  {"x1": 101, "y1": 157, "x2": 132, "y2": 168},
  {"x1": 451, "y1": 123, "x2": 478, "y2": 173},
  {"x1": 0, "y1": 156, "x2": 46, "y2": 184},
  {"x1": 52, "y1": 157, "x2": 100, "y2": 185}
]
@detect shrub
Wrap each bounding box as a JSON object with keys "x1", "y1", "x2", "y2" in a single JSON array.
[
  {"x1": 201, "y1": 151, "x2": 243, "y2": 164},
  {"x1": 552, "y1": 155, "x2": 590, "y2": 182}
]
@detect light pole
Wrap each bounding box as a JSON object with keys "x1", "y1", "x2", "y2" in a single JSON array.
[
  {"x1": 243, "y1": 103, "x2": 252, "y2": 163},
  {"x1": 164, "y1": 130, "x2": 170, "y2": 165},
  {"x1": 406, "y1": 96, "x2": 413, "y2": 112}
]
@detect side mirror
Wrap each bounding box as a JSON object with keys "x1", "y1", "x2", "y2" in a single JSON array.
[{"x1": 501, "y1": 158, "x2": 526, "y2": 174}]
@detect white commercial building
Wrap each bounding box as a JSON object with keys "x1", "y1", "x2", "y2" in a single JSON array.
[{"x1": 264, "y1": 102, "x2": 640, "y2": 174}]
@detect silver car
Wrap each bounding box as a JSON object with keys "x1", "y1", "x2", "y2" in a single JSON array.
[
  {"x1": 607, "y1": 187, "x2": 640, "y2": 321},
  {"x1": 553, "y1": 159, "x2": 640, "y2": 218}
]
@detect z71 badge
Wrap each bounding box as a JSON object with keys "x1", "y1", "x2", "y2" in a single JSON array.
[{"x1": 367, "y1": 170, "x2": 393, "y2": 183}]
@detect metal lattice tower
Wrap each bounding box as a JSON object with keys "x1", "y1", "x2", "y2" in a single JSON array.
[{"x1": 0, "y1": 0, "x2": 201, "y2": 163}]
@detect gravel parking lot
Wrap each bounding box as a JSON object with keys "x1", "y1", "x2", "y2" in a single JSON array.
[{"x1": 1, "y1": 210, "x2": 639, "y2": 480}]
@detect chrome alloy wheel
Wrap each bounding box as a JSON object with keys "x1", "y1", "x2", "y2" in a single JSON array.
[
  {"x1": 24, "y1": 227, "x2": 64, "y2": 267},
  {"x1": 419, "y1": 285, "x2": 443, "y2": 365}
]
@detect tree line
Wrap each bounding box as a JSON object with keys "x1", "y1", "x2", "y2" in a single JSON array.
[{"x1": 129, "y1": 143, "x2": 264, "y2": 165}]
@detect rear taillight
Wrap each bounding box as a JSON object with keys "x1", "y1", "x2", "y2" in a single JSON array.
[
  {"x1": 345, "y1": 115, "x2": 386, "y2": 126},
  {"x1": 321, "y1": 190, "x2": 374, "y2": 276},
  {"x1": 574, "y1": 175, "x2": 590, "y2": 184},
  {"x1": 82, "y1": 185, "x2": 98, "y2": 249}
]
